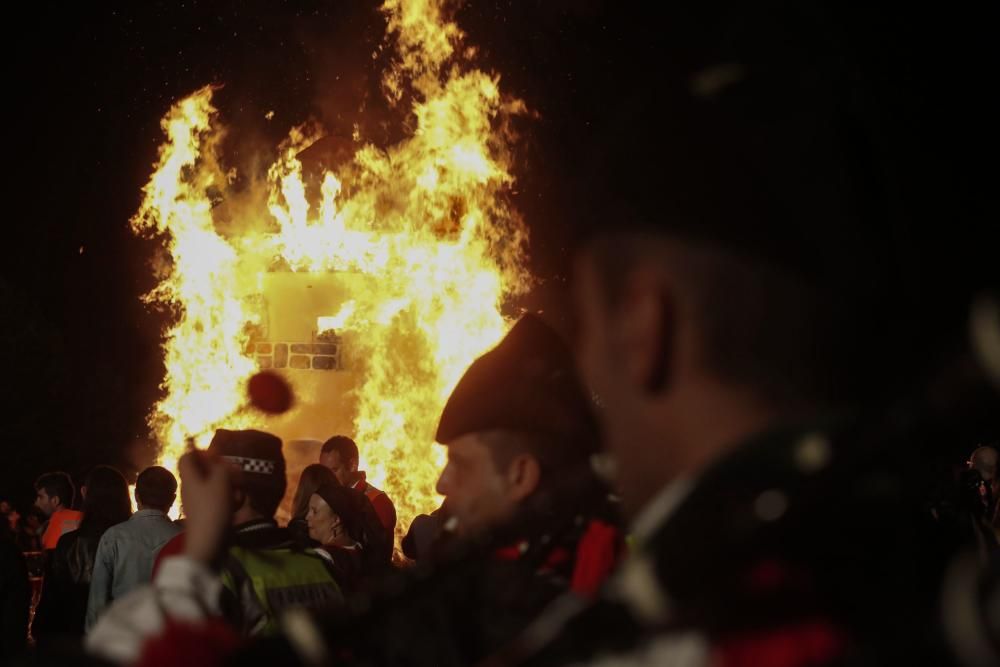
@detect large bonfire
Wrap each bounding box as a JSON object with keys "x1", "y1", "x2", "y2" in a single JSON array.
[{"x1": 132, "y1": 0, "x2": 529, "y2": 540}]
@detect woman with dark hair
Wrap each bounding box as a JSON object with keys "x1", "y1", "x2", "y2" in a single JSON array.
[
  {"x1": 33, "y1": 465, "x2": 132, "y2": 644},
  {"x1": 288, "y1": 463, "x2": 339, "y2": 546},
  {"x1": 306, "y1": 482, "x2": 391, "y2": 592}
]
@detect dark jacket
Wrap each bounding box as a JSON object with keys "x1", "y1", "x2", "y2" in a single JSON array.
[
  {"x1": 286, "y1": 517, "x2": 312, "y2": 549},
  {"x1": 505, "y1": 423, "x2": 954, "y2": 667},
  {"x1": 0, "y1": 537, "x2": 30, "y2": 661},
  {"x1": 317, "y1": 544, "x2": 365, "y2": 593},
  {"x1": 352, "y1": 472, "x2": 397, "y2": 544},
  {"x1": 401, "y1": 509, "x2": 448, "y2": 561},
  {"x1": 32, "y1": 526, "x2": 104, "y2": 642}
]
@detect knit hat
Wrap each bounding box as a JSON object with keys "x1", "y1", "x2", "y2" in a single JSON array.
[
  {"x1": 436, "y1": 314, "x2": 599, "y2": 454},
  {"x1": 208, "y1": 429, "x2": 286, "y2": 484}
]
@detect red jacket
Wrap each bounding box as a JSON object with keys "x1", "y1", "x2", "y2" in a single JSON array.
[{"x1": 352, "y1": 473, "x2": 396, "y2": 539}]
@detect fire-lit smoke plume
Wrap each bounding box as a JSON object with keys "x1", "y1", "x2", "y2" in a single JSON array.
[{"x1": 132, "y1": 0, "x2": 529, "y2": 537}]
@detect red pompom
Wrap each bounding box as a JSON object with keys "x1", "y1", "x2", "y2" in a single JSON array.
[{"x1": 247, "y1": 370, "x2": 294, "y2": 414}]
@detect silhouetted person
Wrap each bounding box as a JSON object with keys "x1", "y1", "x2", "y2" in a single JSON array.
[
  {"x1": 498, "y1": 6, "x2": 956, "y2": 666},
  {"x1": 320, "y1": 436, "x2": 397, "y2": 543},
  {"x1": 17, "y1": 507, "x2": 44, "y2": 552},
  {"x1": 86, "y1": 318, "x2": 621, "y2": 667},
  {"x1": 34, "y1": 471, "x2": 83, "y2": 551},
  {"x1": 86, "y1": 466, "x2": 182, "y2": 630},
  {"x1": 204, "y1": 429, "x2": 342, "y2": 637},
  {"x1": 967, "y1": 446, "x2": 1000, "y2": 522},
  {"x1": 287, "y1": 463, "x2": 339, "y2": 547},
  {"x1": 401, "y1": 504, "x2": 449, "y2": 562},
  {"x1": 34, "y1": 465, "x2": 131, "y2": 645},
  {"x1": 309, "y1": 315, "x2": 622, "y2": 665},
  {"x1": 306, "y1": 482, "x2": 390, "y2": 592},
  {"x1": 0, "y1": 518, "x2": 30, "y2": 661}
]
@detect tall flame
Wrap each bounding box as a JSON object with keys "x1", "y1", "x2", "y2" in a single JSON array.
[{"x1": 133, "y1": 0, "x2": 528, "y2": 537}]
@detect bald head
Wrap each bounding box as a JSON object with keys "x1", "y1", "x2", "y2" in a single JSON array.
[{"x1": 969, "y1": 447, "x2": 999, "y2": 481}]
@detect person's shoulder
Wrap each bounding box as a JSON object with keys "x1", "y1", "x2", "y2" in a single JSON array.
[
  {"x1": 358, "y1": 475, "x2": 387, "y2": 497},
  {"x1": 368, "y1": 483, "x2": 394, "y2": 505},
  {"x1": 95, "y1": 522, "x2": 122, "y2": 546},
  {"x1": 151, "y1": 531, "x2": 186, "y2": 578},
  {"x1": 161, "y1": 517, "x2": 184, "y2": 538},
  {"x1": 100, "y1": 517, "x2": 140, "y2": 544},
  {"x1": 53, "y1": 526, "x2": 81, "y2": 552},
  {"x1": 143, "y1": 512, "x2": 182, "y2": 534},
  {"x1": 154, "y1": 530, "x2": 186, "y2": 559},
  {"x1": 162, "y1": 529, "x2": 185, "y2": 545},
  {"x1": 46, "y1": 508, "x2": 82, "y2": 539},
  {"x1": 295, "y1": 542, "x2": 338, "y2": 560},
  {"x1": 231, "y1": 522, "x2": 297, "y2": 553},
  {"x1": 644, "y1": 422, "x2": 908, "y2": 599},
  {"x1": 307, "y1": 546, "x2": 335, "y2": 564}
]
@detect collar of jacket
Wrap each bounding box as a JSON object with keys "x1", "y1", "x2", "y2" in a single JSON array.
[{"x1": 231, "y1": 519, "x2": 292, "y2": 550}]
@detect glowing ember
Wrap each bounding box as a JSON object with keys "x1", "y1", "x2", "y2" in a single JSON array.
[{"x1": 133, "y1": 0, "x2": 529, "y2": 539}]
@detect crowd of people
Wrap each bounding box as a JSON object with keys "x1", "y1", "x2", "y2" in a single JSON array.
[
  {"x1": 1, "y1": 301, "x2": 997, "y2": 665},
  {"x1": 0, "y1": 312, "x2": 628, "y2": 665},
  {"x1": 2, "y1": 3, "x2": 998, "y2": 666}
]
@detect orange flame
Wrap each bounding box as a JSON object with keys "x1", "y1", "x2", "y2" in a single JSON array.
[{"x1": 134, "y1": 0, "x2": 529, "y2": 536}]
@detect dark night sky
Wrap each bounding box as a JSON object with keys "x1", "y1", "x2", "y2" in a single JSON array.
[{"x1": 1, "y1": 1, "x2": 994, "y2": 508}]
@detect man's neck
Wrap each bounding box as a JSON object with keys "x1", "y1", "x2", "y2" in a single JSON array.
[
  {"x1": 232, "y1": 506, "x2": 267, "y2": 527},
  {"x1": 670, "y1": 383, "x2": 780, "y2": 475},
  {"x1": 349, "y1": 471, "x2": 364, "y2": 488},
  {"x1": 626, "y1": 377, "x2": 793, "y2": 518},
  {"x1": 234, "y1": 517, "x2": 274, "y2": 531},
  {"x1": 136, "y1": 504, "x2": 164, "y2": 514}
]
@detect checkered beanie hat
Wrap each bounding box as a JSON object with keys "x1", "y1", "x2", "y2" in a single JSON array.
[{"x1": 208, "y1": 429, "x2": 286, "y2": 479}]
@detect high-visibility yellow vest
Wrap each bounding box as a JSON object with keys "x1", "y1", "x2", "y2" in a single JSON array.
[{"x1": 221, "y1": 544, "x2": 343, "y2": 637}]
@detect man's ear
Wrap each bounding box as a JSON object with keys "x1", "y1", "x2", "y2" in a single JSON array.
[
  {"x1": 505, "y1": 454, "x2": 542, "y2": 503},
  {"x1": 619, "y1": 270, "x2": 674, "y2": 395}
]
